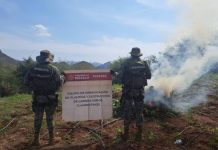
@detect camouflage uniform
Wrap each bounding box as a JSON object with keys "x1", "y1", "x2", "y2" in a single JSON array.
[
  {"x1": 120, "y1": 47, "x2": 151, "y2": 141},
  {"x1": 24, "y1": 50, "x2": 63, "y2": 145}
]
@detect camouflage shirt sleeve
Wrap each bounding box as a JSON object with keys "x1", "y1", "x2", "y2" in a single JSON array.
[
  {"x1": 120, "y1": 60, "x2": 129, "y2": 84},
  {"x1": 24, "y1": 67, "x2": 36, "y2": 93},
  {"x1": 144, "y1": 61, "x2": 151, "y2": 79},
  {"x1": 24, "y1": 67, "x2": 33, "y2": 87},
  {"x1": 24, "y1": 70, "x2": 30, "y2": 86},
  {"x1": 51, "y1": 65, "x2": 64, "y2": 89}
]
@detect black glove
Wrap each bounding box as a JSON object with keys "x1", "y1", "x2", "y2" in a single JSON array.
[{"x1": 110, "y1": 70, "x2": 115, "y2": 75}]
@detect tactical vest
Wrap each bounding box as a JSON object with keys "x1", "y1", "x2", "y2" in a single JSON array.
[
  {"x1": 124, "y1": 59, "x2": 147, "y2": 88},
  {"x1": 29, "y1": 64, "x2": 58, "y2": 95}
]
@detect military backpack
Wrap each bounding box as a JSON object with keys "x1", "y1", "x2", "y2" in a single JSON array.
[
  {"x1": 29, "y1": 64, "x2": 58, "y2": 95},
  {"x1": 124, "y1": 59, "x2": 147, "y2": 88}
]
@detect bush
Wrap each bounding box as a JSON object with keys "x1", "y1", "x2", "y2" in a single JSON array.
[
  {"x1": 0, "y1": 74, "x2": 19, "y2": 97},
  {"x1": 209, "y1": 128, "x2": 218, "y2": 149},
  {"x1": 16, "y1": 57, "x2": 36, "y2": 93},
  {"x1": 110, "y1": 57, "x2": 127, "y2": 84}
]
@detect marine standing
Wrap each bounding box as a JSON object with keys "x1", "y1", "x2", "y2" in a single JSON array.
[
  {"x1": 120, "y1": 47, "x2": 151, "y2": 141},
  {"x1": 24, "y1": 50, "x2": 63, "y2": 145}
]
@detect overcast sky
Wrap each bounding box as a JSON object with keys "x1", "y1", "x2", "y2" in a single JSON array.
[{"x1": 0, "y1": 0, "x2": 179, "y2": 63}]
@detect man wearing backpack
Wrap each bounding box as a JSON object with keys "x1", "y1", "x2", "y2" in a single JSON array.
[
  {"x1": 120, "y1": 47, "x2": 151, "y2": 141},
  {"x1": 24, "y1": 50, "x2": 63, "y2": 146}
]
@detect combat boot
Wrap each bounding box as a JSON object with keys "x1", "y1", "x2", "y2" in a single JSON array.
[
  {"x1": 135, "y1": 126, "x2": 143, "y2": 142},
  {"x1": 32, "y1": 132, "x2": 40, "y2": 146},
  {"x1": 122, "y1": 125, "x2": 129, "y2": 141},
  {"x1": 48, "y1": 130, "x2": 54, "y2": 145}
]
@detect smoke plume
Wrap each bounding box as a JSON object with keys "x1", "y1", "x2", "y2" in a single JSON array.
[
  {"x1": 145, "y1": 0, "x2": 218, "y2": 112},
  {"x1": 167, "y1": 0, "x2": 218, "y2": 42}
]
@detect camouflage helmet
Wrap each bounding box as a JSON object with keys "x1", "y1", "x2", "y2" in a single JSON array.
[
  {"x1": 36, "y1": 50, "x2": 54, "y2": 63},
  {"x1": 129, "y1": 47, "x2": 142, "y2": 57}
]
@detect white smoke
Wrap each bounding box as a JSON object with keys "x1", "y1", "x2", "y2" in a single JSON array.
[
  {"x1": 145, "y1": 0, "x2": 218, "y2": 112},
  {"x1": 167, "y1": 0, "x2": 218, "y2": 42},
  {"x1": 151, "y1": 42, "x2": 218, "y2": 96}
]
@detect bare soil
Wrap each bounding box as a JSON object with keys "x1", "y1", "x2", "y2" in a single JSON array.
[{"x1": 0, "y1": 94, "x2": 218, "y2": 150}]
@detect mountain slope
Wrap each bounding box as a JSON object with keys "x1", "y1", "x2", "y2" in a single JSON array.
[
  {"x1": 97, "y1": 61, "x2": 111, "y2": 69},
  {"x1": 71, "y1": 61, "x2": 96, "y2": 70},
  {"x1": 0, "y1": 50, "x2": 20, "y2": 74},
  {"x1": 0, "y1": 50, "x2": 19, "y2": 66}
]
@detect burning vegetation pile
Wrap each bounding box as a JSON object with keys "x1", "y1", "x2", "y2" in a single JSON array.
[{"x1": 143, "y1": 88, "x2": 179, "y2": 119}]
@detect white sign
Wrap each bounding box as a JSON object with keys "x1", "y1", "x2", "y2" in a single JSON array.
[{"x1": 62, "y1": 70, "x2": 112, "y2": 121}]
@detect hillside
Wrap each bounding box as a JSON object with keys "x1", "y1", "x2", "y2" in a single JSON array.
[
  {"x1": 71, "y1": 61, "x2": 96, "y2": 70},
  {"x1": 0, "y1": 50, "x2": 20, "y2": 75},
  {"x1": 0, "y1": 50, "x2": 112, "y2": 71},
  {"x1": 96, "y1": 62, "x2": 111, "y2": 69},
  {"x1": 0, "y1": 50, "x2": 19, "y2": 67},
  {"x1": 0, "y1": 73, "x2": 218, "y2": 150},
  {"x1": 0, "y1": 50, "x2": 20, "y2": 97}
]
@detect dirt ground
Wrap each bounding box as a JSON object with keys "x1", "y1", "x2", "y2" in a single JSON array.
[{"x1": 0, "y1": 94, "x2": 218, "y2": 150}]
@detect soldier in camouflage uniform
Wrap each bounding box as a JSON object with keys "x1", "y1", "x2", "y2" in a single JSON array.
[
  {"x1": 24, "y1": 50, "x2": 63, "y2": 146},
  {"x1": 120, "y1": 47, "x2": 151, "y2": 141}
]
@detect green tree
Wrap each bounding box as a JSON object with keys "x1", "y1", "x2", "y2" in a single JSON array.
[
  {"x1": 53, "y1": 61, "x2": 71, "y2": 72},
  {"x1": 144, "y1": 55, "x2": 158, "y2": 66},
  {"x1": 110, "y1": 57, "x2": 127, "y2": 84},
  {"x1": 0, "y1": 60, "x2": 19, "y2": 96},
  {"x1": 0, "y1": 71, "x2": 19, "y2": 96},
  {"x1": 16, "y1": 57, "x2": 36, "y2": 93}
]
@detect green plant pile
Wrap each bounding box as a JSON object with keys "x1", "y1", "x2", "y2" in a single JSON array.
[{"x1": 209, "y1": 128, "x2": 218, "y2": 149}]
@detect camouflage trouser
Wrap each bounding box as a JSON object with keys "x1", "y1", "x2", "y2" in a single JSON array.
[
  {"x1": 123, "y1": 87, "x2": 144, "y2": 127},
  {"x1": 32, "y1": 95, "x2": 57, "y2": 134}
]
